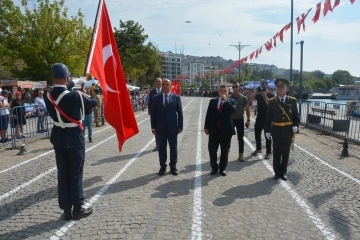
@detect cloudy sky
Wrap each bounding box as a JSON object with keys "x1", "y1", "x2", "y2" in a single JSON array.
[{"x1": 14, "y1": 0, "x2": 360, "y2": 75}]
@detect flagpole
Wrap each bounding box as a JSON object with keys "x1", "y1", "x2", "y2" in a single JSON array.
[
  {"x1": 289, "y1": 0, "x2": 294, "y2": 95},
  {"x1": 84, "y1": 0, "x2": 103, "y2": 76}
]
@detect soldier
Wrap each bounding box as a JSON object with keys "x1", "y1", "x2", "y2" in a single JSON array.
[
  {"x1": 264, "y1": 78, "x2": 300, "y2": 181},
  {"x1": 93, "y1": 88, "x2": 102, "y2": 127},
  {"x1": 44, "y1": 63, "x2": 97, "y2": 221}
]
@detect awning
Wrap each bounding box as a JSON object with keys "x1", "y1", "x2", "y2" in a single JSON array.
[{"x1": 18, "y1": 81, "x2": 46, "y2": 89}]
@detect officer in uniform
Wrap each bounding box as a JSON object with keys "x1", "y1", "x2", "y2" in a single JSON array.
[
  {"x1": 264, "y1": 78, "x2": 300, "y2": 181},
  {"x1": 44, "y1": 63, "x2": 97, "y2": 221}
]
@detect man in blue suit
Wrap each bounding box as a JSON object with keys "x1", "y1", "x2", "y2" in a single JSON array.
[
  {"x1": 151, "y1": 79, "x2": 183, "y2": 176},
  {"x1": 148, "y1": 78, "x2": 162, "y2": 151}
]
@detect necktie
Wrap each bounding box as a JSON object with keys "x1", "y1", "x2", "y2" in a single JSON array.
[
  {"x1": 217, "y1": 101, "x2": 223, "y2": 128},
  {"x1": 164, "y1": 95, "x2": 168, "y2": 110},
  {"x1": 281, "y1": 98, "x2": 284, "y2": 104}
]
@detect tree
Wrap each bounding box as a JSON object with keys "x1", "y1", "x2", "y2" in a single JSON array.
[
  {"x1": 114, "y1": 20, "x2": 161, "y2": 87},
  {"x1": 312, "y1": 70, "x2": 325, "y2": 79},
  {"x1": 332, "y1": 70, "x2": 353, "y2": 85},
  {"x1": 259, "y1": 69, "x2": 273, "y2": 79},
  {"x1": 0, "y1": 0, "x2": 92, "y2": 82}
]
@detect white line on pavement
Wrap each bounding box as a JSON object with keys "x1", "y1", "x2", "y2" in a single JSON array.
[
  {"x1": 243, "y1": 137, "x2": 336, "y2": 240},
  {"x1": 49, "y1": 97, "x2": 196, "y2": 240},
  {"x1": 0, "y1": 112, "x2": 149, "y2": 175},
  {"x1": 191, "y1": 98, "x2": 203, "y2": 240},
  {"x1": 249, "y1": 117, "x2": 360, "y2": 185},
  {"x1": 0, "y1": 99, "x2": 194, "y2": 202},
  {"x1": 294, "y1": 144, "x2": 360, "y2": 185}
]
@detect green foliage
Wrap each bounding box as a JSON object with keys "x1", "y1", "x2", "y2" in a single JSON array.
[
  {"x1": 114, "y1": 20, "x2": 161, "y2": 87},
  {"x1": 332, "y1": 70, "x2": 353, "y2": 85},
  {"x1": 0, "y1": 0, "x2": 92, "y2": 82},
  {"x1": 312, "y1": 70, "x2": 325, "y2": 79}
]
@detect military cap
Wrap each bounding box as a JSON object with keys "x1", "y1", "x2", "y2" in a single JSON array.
[
  {"x1": 51, "y1": 63, "x2": 70, "y2": 79},
  {"x1": 274, "y1": 78, "x2": 289, "y2": 87}
]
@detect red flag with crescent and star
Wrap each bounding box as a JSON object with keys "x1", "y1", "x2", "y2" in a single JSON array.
[{"x1": 86, "y1": 0, "x2": 139, "y2": 152}]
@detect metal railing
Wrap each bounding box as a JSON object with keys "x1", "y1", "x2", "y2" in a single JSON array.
[
  {"x1": 298, "y1": 101, "x2": 360, "y2": 143},
  {"x1": 0, "y1": 105, "x2": 54, "y2": 149}
]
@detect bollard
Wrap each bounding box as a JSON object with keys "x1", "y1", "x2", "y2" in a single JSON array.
[
  {"x1": 17, "y1": 144, "x2": 27, "y2": 155},
  {"x1": 340, "y1": 138, "x2": 349, "y2": 157}
]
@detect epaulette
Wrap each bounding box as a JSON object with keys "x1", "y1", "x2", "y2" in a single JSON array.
[
  {"x1": 288, "y1": 96, "x2": 296, "y2": 100},
  {"x1": 269, "y1": 97, "x2": 276, "y2": 100}
]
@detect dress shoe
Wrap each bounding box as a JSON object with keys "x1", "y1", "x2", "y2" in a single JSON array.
[
  {"x1": 158, "y1": 168, "x2": 166, "y2": 176},
  {"x1": 62, "y1": 209, "x2": 72, "y2": 221},
  {"x1": 89, "y1": 137, "x2": 93, "y2": 143},
  {"x1": 170, "y1": 167, "x2": 178, "y2": 176},
  {"x1": 210, "y1": 169, "x2": 218, "y2": 175},
  {"x1": 153, "y1": 146, "x2": 158, "y2": 152},
  {"x1": 281, "y1": 175, "x2": 288, "y2": 181},
  {"x1": 72, "y1": 206, "x2": 92, "y2": 220},
  {"x1": 219, "y1": 170, "x2": 227, "y2": 176},
  {"x1": 274, "y1": 175, "x2": 280, "y2": 180}
]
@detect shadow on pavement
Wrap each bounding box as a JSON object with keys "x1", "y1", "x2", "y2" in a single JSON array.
[
  {"x1": 213, "y1": 178, "x2": 279, "y2": 207},
  {"x1": 91, "y1": 150, "x2": 153, "y2": 166}
]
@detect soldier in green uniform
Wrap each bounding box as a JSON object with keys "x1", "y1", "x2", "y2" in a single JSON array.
[{"x1": 264, "y1": 78, "x2": 300, "y2": 181}]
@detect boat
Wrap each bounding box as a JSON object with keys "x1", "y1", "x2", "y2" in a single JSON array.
[
  {"x1": 347, "y1": 100, "x2": 360, "y2": 116},
  {"x1": 332, "y1": 85, "x2": 360, "y2": 100}
]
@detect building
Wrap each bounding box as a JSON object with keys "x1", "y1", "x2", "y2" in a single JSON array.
[
  {"x1": 181, "y1": 60, "x2": 205, "y2": 87},
  {"x1": 160, "y1": 51, "x2": 181, "y2": 80}
]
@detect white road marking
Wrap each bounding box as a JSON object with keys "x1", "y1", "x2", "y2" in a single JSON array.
[
  {"x1": 191, "y1": 99, "x2": 203, "y2": 240},
  {"x1": 243, "y1": 137, "x2": 336, "y2": 240},
  {"x1": 250, "y1": 117, "x2": 360, "y2": 185},
  {"x1": 0, "y1": 112, "x2": 149, "y2": 174},
  {"x1": 49, "y1": 97, "x2": 195, "y2": 240}
]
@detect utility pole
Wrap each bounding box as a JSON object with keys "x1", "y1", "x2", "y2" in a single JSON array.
[
  {"x1": 290, "y1": 0, "x2": 294, "y2": 95},
  {"x1": 229, "y1": 41, "x2": 250, "y2": 83},
  {"x1": 296, "y1": 40, "x2": 304, "y2": 123}
]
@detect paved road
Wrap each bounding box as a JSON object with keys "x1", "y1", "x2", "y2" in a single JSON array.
[{"x1": 0, "y1": 97, "x2": 360, "y2": 239}]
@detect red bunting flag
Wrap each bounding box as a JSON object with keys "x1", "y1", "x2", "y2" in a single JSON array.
[
  {"x1": 333, "y1": 0, "x2": 340, "y2": 8},
  {"x1": 259, "y1": 46, "x2": 262, "y2": 54},
  {"x1": 265, "y1": 38, "x2": 272, "y2": 51},
  {"x1": 350, "y1": 0, "x2": 355, "y2": 4},
  {"x1": 249, "y1": 51, "x2": 255, "y2": 60},
  {"x1": 312, "y1": 2, "x2": 322, "y2": 23},
  {"x1": 296, "y1": 8, "x2": 312, "y2": 33},
  {"x1": 279, "y1": 23, "x2": 291, "y2": 42},
  {"x1": 86, "y1": 0, "x2": 139, "y2": 152},
  {"x1": 323, "y1": 0, "x2": 333, "y2": 16},
  {"x1": 255, "y1": 49, "x2": 259, "y2": 58},
  {"x1": 273, "y1": 33, "x2": 279, "y2": 47}
]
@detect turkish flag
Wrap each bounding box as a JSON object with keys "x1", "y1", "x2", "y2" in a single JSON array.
[
  {"x1": 312, "y1": 2, "x2": 322, "y2": 23},
  {"x1": 279, "y1": 23, "x2": 291, "y2": 42},
  {"x1": 323, "y1": 0, "x2": 333, "y2": 17},
  {"x1": 296, "y1": 8, "x2": 312, "y2": 33},
  {"x1": 86, "y1": 0, "x2": 139, "y2": 151}
]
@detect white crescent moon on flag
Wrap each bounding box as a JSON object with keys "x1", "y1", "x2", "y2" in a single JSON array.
[{"x1": 102, "y1": 44, "x2": 119, "y2": 93}]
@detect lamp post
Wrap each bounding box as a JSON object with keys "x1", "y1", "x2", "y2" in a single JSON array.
[
  {"x1": 296, "y1": 40, "x2": 304, "y2": 123},
  {"x1": 229, "y1": 41, "x2": 250, "y2": 82},
  {"x1": 289, "y1": 0, "x2": 294, "y2": 95}
]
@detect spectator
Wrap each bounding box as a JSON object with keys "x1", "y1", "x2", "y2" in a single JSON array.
[
  {"x1": 11, "y1": 92, "x2": 27, "y2": 139},
  {"x1": 0, "y1": 90, "x2": 10, "y2": 143},
  {"x1": 34, "y1": 90, "x2": 48, "y2": 133}
]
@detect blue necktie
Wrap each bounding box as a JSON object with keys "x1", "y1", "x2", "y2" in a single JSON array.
[{"x1": 164, "y1": 95, "x2": 168, "y2": 110}]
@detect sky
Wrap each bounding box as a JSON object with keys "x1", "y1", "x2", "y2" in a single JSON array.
[{"x1": 14, "y1": 0, "x2": 360, "y2": 76}]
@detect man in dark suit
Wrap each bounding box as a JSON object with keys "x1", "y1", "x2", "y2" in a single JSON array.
[
  {"x1": 204, "y1": 85, "x2": 237, "y2": 176},
  {"x1": 264, "y1": 78, "x2": 300, "y2": 181},
  {"x1": 151, "y1": 79, "x2": 183, "y2": 176},
  {"x1": 44, "y1": 63, "x2": 97, "y2": 221},
  {"x1": 148, "y1": 78, "x2": 162, "y2": 151}
]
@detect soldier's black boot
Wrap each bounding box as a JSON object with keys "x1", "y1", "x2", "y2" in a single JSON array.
[{"x1": 73, "y1": 205, "x2": 93, "y2": 220}]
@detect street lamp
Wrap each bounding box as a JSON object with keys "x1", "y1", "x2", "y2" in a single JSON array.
[
  {"x1": 296, "y1": 40, "x2": 304, "y2": 124},
  {"x1": 229, "y1": 41, "x2": 250, "y2": 82},
  {"x1": 290, "y1": 0, "x2": 294, "y2": 94}
]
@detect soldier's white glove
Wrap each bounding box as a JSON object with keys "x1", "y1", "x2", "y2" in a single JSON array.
[
  {"x1": 293, "y1": 126, "x2": 298, "y2": 133},
  {"x1": 265, "y1": 132, "x2": 271, "y2": 140}
]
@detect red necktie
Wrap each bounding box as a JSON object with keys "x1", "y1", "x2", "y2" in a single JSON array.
[{"x1": 217, "y1": 102, "x2": 223, "y2": 128}]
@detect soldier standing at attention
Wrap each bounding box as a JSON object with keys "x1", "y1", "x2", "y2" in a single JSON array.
[
  {"x1": 44, "y1": 63, "x2": 97, "y2": 221},
  {"x1": 264, "y1": 78, "x2": 299, "y2": 181},
  {"x1": 94, "y1": 88, "x2": 102, "y2": 127}
]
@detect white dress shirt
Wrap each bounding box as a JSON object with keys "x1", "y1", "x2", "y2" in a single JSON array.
[{"x1": 278, "y1": 95, "x2": 287, "y2": 103}]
